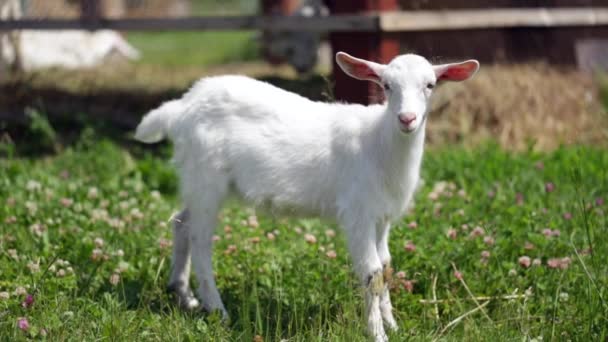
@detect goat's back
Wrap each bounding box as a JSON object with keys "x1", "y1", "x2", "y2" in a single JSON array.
[{"x1": 169, "y1": 76, "x2": 384, "y2": 218}]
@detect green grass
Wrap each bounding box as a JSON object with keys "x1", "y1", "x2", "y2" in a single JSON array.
[
  {"x1": 127, "y1": 31, "x2": 259, "y2": 68},
  {"x1": 1, "y1": 132, "x2": 607, "y2": 341},
  {"x1": 125, "y1": 1, "x2": 259, "y2": 68}
]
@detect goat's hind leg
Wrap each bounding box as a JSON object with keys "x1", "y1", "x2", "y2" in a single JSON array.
[
  {"x1": 167, "y1": 209, "x2": 200, "y2": 310},
  {"x1": 186, "y1": 177, "x2": 229, "y2": 319}
]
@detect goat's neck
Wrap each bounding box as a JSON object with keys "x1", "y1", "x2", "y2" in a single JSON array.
[{"x1": 370, "y1": 107, "x2": 426, "y2": 187}]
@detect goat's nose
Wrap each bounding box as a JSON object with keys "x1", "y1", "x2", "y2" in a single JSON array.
[{"x1": 398, "y1": 113, "x2": 416, "y2": 125}]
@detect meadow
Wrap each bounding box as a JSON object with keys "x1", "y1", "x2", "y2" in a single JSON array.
[
  {"x1": 1, "y1": 10, "x2": 608, "y2": 339},
  {"x1": 1, "y1": 129, "x2": 607, "y2": 340}
]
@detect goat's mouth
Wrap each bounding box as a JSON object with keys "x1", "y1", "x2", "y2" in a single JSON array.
[{"x1": 397, "y1": 119, "x2": 417, "y2": 133}]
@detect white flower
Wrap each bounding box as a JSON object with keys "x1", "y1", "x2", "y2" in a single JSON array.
[
  {"x1": 94, "y1": 237, "x2": 105, "y2": 248},
  {"x1": 151, "y1": 190, "x2": 161, "y2": 200},
  {"x1": 87, "y1": 187, "x2": 99, "y2": 199},
  {"x1": 26, "y1": 180, "x2": 41, "y2": 191},
  {"x1": 14, "y1": 286, "x2": 27, "y2": 296}
]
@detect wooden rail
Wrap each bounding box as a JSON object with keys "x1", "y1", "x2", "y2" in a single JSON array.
[
  {"x1": 1, "y1": 8, "x2": 607, "y2": 32},
  {"x1": 380, "y1": 8, "x2": 608, "y2": 31},
  {"x1": 0, "y1": 15, "x2": 377, "y2": 32}
]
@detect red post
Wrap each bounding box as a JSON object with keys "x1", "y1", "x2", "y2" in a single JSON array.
[
  {"x1": 80, "y1": 0, "x2": 101, "y2": 29},
  {"x1": 329, "y1": 0, "x2": 399, "y2": 104}
]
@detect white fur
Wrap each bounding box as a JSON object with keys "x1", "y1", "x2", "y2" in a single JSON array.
[{"x1": 135, "y1": 52, "x2": 478, "y2": 341}]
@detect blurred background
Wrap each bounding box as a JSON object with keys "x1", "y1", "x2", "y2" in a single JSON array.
[{"x1": 0, "y1": 0, "x2": 607, "y2": 153}]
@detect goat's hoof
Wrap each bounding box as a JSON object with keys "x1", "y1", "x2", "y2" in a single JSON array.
[
  {"x1": 373, "y1": 332, "x2": 389, "y2": 342},
  {"x1": 179, "y1": 296, "x2": 200, "y2": 311},
  {"x1": 167, "y1": 284, "x2": 200, "y2": 311},
  {"x1": 385, "y1": 318, "x2": 398, "y2": 332}
]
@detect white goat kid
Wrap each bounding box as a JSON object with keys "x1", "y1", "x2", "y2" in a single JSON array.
[{"x1": 135, "y1": 52, "x2": 479, "y2": 341}]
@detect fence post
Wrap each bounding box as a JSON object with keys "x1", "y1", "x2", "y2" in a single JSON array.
[
  {"x1": 80, "y1": 0, "x2": 101, "y2": 30},
  {"x1": 329, "y1": 0, "x2": 399, "y2": 104}
]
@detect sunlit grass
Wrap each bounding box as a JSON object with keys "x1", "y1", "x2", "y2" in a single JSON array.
[
  {"x1": 127, "y1": 31, "x2": 259, "y2": 68},
  {"x1": 1, "y1": 134, "x2": 607, "y2": 340}
]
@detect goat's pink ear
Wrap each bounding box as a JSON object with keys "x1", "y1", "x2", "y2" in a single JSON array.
[
  {"x1": 335, "y1": 52, "x2": 385, "y2": 85},
  {"x1": 434, "y1": 60, "x2": 479, "y2": 82}
]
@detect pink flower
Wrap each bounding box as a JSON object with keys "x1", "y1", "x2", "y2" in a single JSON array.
[
  {"x1": 453, "y1": 271, "x2": 463, "y2": 280},
  {"x1": 266, "y1": 232, "x2": 276, "y2": 241},
  {"x1": 304, "y1": 233, "x2": 317, "y2": 244},
  {"x1": 249, "y1": 236, "x2": 261, "y2": 244},
  {"x1": 542, "y1": 228, "x2": 561, "y2": 238},
  {"x1": 560, "y1": 257, "x2": 572, "y2": 270},
  {"x1": 516, "y1": 193, "x2": 525, "y2": 205},
  {"x1": 596, "y1": 197, "x2": 604, "y2": 206},
  {"x1": 545, "y1": 182, "x2": 555, "y2": 193},
  {"x1": 547, "y1": 258, "x2": 561, "y2": 269},
  {"x1": 21, "y1": 294, "x2": 34, "y2": 308},
  {"x1": 17, "y1": 318, "x2": 29, "y2": 331},
  {"x1": 60, "y1": 198, "x2": 73, "y2": 207},
  {"x1": 487, "y1": 190, "x2": 495, "y2": 198},
  {"x1": 325, "y1": 229, "x2": 336, "y2": 238},
  {"x1": 325, "y1": 250, "x2": 337, "y2": 259},
  {"x1": 212, "y1": 235, "x2": 221, "y2": 242},
  {"x1": 563, "y1": 212, "x2": 572, "y2": 220},
  {"x1": 109, "y1": 273, "x2": 120, "y2": 286},
  {"x1": 91, "y1": 248, "x2": 103, "y2": 261},
  {"x1": 518, "y1": 256, "x2": 531, "y2": 268},
  {"x1": 403, "y1": 280, "x2": 414, "y2": 293},
  {"x1": 404, "y1": 241, "x2": 416, "y2": 252},
  {"x1": 535, "y1": 161, "x2": 544, "y2": 170},
  {"x1": 407, "y1": 221, "x2": 418, "y2": 229},
  {"x1": 483, "y1": 236, "x2": 495, "y2": 246},
  {"x1": 481, "y1": 250, "x2": 490, "y2": 259},
  {"x1": 158, "y1": 238, "x2": 172, "y2": 250},
  {"x1": 224, "y1": 245, "x2": 237, "y2": 255},
  {"x1": 470, "y1": 226, "x2": 485, "y2": 237},
  {"x1": 446, "y1": 228, "x2": 457, "y2": 240},
  {"x1": 395, "y1": 271, "x2": 406, "y2": 279}
]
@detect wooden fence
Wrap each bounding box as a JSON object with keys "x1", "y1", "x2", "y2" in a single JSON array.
[{"x1": 1, "y1": 0, "x2": 607, "y2": 104}]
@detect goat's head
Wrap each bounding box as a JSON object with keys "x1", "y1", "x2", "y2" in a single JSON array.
[{"x1": 336, "y1": 52, "x2": 479, "y2": 135}]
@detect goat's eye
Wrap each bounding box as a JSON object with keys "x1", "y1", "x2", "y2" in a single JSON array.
[
  {"x1": 383, "y1": 83, "x2": 390, "y2": 91},
  {"x1": 426, "y1": 83, "x2": 435, "y2": 90}
]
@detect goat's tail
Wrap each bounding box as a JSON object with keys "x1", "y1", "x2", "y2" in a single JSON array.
[{"x1": 134, "y1": 99, "x2": 182, "y2": 143}]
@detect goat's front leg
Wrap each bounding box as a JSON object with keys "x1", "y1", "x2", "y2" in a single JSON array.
[
  {"x1": 344, "y1": 219, "x2": 387, "y2": 342},
  {"x1": 377, "y1": 222, "x2": 398, "y2": 331}
]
